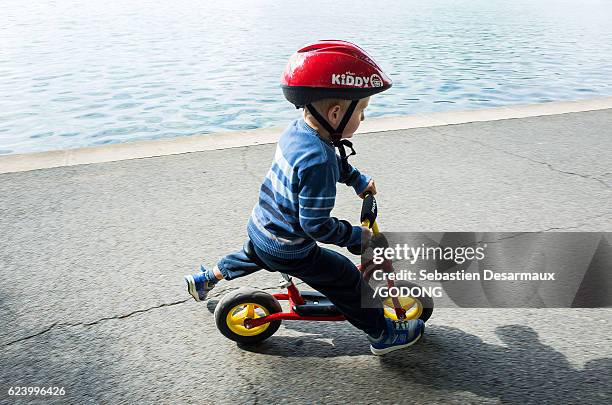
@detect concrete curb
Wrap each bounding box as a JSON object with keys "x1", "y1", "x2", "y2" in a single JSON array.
[{"x1": 1, "y1": 96, "x2": 611, "y2": 174}]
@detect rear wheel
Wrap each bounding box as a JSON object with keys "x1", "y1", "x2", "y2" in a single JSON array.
[
  {"x1": 382, "y1": 281, "x2": 434, "y2": 323},
  {"x1": 214, "y1": 287, "x2": 282, "y2": 344}
]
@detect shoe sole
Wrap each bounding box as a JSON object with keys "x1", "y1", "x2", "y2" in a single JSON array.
[
  {"x1": 370, "y1": 331, "x2": 423, "y2": 356},
  {"x1": 184, "y1": 275, "x2": 202, "y2": 302}
]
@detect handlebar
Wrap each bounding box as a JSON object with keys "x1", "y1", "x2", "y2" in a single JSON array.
[
  {"x1": 360, "y1": 191, "x2": 379, "y2": 234},
  {"x1": 347, "y1": 191, "x2": 388, "y2": 255},
  {"x1": 348, "y1": 192, "x2": 378, "y2": 255}
]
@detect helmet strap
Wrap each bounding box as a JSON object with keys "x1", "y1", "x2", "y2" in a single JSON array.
[
  {"x1": 336, "y1": 138, "x2": 356, "y2": 173},
  {"x1": 305, "y1": 100, "x2": 359, "y2": 172},
  {"x1": 305, "y1": 100, "x2": 359, "y2": 141}
]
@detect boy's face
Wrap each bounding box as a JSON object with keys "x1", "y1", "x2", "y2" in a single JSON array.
[{"x1": 336, "y1": 97, "x2": 370, "y2": 139}]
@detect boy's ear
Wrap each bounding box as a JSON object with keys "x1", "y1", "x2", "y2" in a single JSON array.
[{"x1": 327, "y1": 104, "x2": 343, "y2": 124}]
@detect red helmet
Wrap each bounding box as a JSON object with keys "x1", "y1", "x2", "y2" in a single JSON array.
[{"x1": 281, "y1": 40, "x2": 392, "y2": 107}]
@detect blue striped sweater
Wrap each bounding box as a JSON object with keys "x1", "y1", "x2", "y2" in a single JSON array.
[{"x1": 247, "y1": 118, "x2": 370, "y2": 259}]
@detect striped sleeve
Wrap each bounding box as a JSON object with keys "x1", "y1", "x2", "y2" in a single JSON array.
[
  {"x1": 298, "y1": 162, "x2": 362, "y2": 247},
  {"x1": 336, "y1": 154, "x2": 371, "y2": 195}
]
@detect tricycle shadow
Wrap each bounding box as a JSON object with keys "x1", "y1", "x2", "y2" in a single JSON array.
[
  {"x1": 378, "y1": 324, "x2": 611, "y2": 404},
  {"x1": 239, "y1": 320, "x2": 373, "y2": 357},
  {"x1": 247, "y1": 321, "x2": 611, "y2": 403},
  {"x1": 208, "y1": 299, "x2": 610, "y2": 402}
]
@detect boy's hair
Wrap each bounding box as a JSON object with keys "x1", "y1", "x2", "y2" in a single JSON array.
[{"x1": 304, "y1": 98, "x2": 352, "y2": 118}]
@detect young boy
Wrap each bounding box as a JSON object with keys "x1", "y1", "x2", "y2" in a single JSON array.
[{"x1": 185, "y1": 40, "x2": 424, "y2": 355}]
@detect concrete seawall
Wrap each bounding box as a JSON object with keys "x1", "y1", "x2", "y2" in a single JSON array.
[{"x1": 1, "y1": 96, "x2": 612, "y2": 174}]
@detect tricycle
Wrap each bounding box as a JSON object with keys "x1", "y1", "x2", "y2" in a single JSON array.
[{"x1": 214, "y1": 192, "x2": 434, "y2": 344}]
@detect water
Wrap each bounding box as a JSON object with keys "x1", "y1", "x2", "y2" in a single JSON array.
[{"x1": 1, "y1": 0, "x2": 611, "y2": 154}]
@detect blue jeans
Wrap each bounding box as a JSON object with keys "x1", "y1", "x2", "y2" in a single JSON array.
[{"x1": 216, "y1": 239, "x2": 386, "y2": 337}]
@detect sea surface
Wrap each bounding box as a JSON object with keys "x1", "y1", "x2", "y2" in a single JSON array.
[{"x1": 1, "y1": 0, "x2": 611, "y2": 154}]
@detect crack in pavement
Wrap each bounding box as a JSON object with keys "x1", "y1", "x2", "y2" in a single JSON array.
[
  {"x1": 4, "y1": 298, "x2": 190, "y2": 347},
  {"x1": 4, "y1": 281, "x2": 305, "y2": 348},
  {"x1": 538, "y1": 211, "x2": 611, "y2": 231},
  {"x1": 475, "y1": 211, "x2": 612, "y2": 245},
  {"x1": 430, "y1": 128, "x2": 611, "y2": 190},
  {"x1": 389, "y1": 212, "x2": 611, "y2": 257}
]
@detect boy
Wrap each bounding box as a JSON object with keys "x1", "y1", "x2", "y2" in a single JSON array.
[{"x1": 185, "y1": 40, "x2": 424, "y2": 355}]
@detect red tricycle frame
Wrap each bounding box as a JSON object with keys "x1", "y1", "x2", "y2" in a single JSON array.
[{"x1": 244, "y1": 244, "x2": 407, "y2": 329}]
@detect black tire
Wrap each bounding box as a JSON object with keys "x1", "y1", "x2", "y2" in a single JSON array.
[
  {"x1": 214, "y1": 287, "x2": 283, "y2": 344},
  {"x1": 382, "y1": 280, "x2": 434, "y2": 323}
]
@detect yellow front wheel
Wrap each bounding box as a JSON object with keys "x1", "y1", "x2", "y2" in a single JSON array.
[
  {"x1": 214, "y1": 287, "x2": 282, "y2": 344},
  {"x1": 382, "y1": 281, "x2": 434, "y2": 322}
]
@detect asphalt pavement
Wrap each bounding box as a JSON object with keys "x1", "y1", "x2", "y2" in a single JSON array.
[{"x1": 1, "y1": 109, "x2": 611, "y2": 404}]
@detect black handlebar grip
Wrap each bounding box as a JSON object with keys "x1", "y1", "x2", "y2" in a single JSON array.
[{"x1": 360, "y1": 192, "x2": 377, "y2": 227}]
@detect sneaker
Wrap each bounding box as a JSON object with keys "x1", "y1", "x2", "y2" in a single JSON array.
[
  {"x1": 369, "y1": 318, "x2": 425, "y2": 355},
  {"x1": 184, "y1": 268, "x2": 217, "y2": 302}
]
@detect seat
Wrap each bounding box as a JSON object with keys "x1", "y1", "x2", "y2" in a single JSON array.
[{"x1": 293, "y1": 291, "x2": 342, "y2": 316}]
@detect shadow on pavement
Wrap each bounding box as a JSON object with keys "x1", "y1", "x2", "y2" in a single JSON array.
[
  {"x1": 249, "y1": 323, "x2": 612, "y2": 403},
  {"x1": 207, "y1": 296, "x2": 611, "y2": 403},
  {"x1": 379, "y1": 324, "x2": 612, "y2": 404},
  {"x1": 240, "y1": 320, "x2": 372, "y2": 357},
  {"x1": 207, "y1": 295, "x2": 611, "y2": 403}
]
